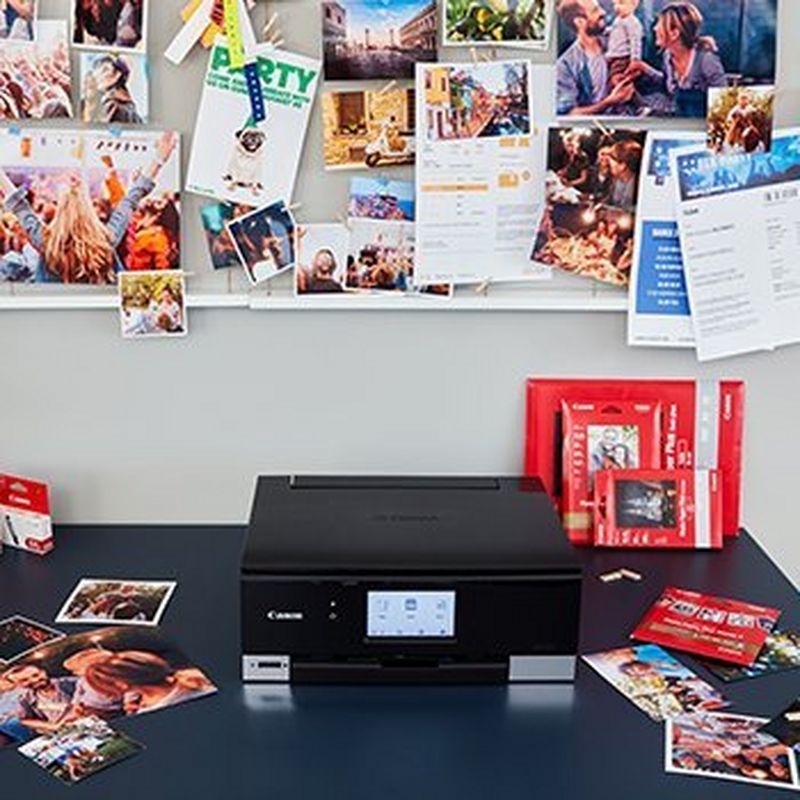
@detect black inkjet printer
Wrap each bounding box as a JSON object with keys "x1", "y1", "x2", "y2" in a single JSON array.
[{"x1": 241, "y1": 476, "x2": 582, "y2": 684}]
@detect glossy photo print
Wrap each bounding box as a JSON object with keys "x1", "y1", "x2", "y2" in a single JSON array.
[
  {"x1": 80, "y1": 51, "x2": 149, "y2": 125},
  {"x1": 706, "y1": 84, "x2": 774, "y2": 155},
  {"x1": 555, "y1": 0, "x2": 778, "y2": 119},
  {"x1": 444, "y1": 0, "x2": 550, "y2": 47},
  {"x1": 119, "y1": 270, "x2": 187, "y2": 339},
  {"x1": 295, "y1": 223, "x2": 350, "y2": 295},
  {"x1": 72, "y1": 0, "x2": 148, "y2": 53},
  {"x1": 55, "y1": 579, "x2": 177, "y2": 627},
  {"x1": 200, "y1": 202, "x2": 254, "y2": 270},
  {"x1": 349, "y1": 177, "x2": 415, "y2": 221},
  {"x1": 0, "y1": 0, "x2": 37, "y2": 40},
  {"x1": 227, "y1": 201, "x2": 297, "y2": 285},
  {"x1": 701, "y1": 628, "x2": 800, "y2": 682},
  {"x1": 0, "y1": 616, "x2": 63, "y2": 667}
]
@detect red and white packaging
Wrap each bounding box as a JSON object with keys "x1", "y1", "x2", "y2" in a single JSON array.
[
  {"x1": 631, "y1": 586, "x2": 780, "y2": 667},
  {"x1": 524, "y1": 378, "x2": 745, "y2": 543},
  {"x1": 561, "y1": 400, "x2": 661, "y2": 543},
  {"x1": 0, "y1": 474, "x2": 54, "y2": 555},
  {"x1": 594, "y1": 469, "x2": 723, "y2": 549}
]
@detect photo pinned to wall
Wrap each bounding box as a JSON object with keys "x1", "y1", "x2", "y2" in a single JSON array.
[
  {"x1": 444, "y1": 0, "x2": 551, "y2": 48},
  {"x1": 0, "y1": 0, "x2": 37, "y2": 40},
  {"x1": 322, "y1": 0, "x2": 437, "y2": 80},
  {"x1": 555, "y1": 0, "x2": 778, "y2": 119},
  {"x1": 80, "y1": 51, "x2": 149, "y2": 125},
  {"x1": 0, "y1": 616, "x2": 63, "y2": 667},
  {"x1": 349, "y1": 176, "x2": 415, "y2": 221},
  {"x1": 322, "y1": 88, "x2": 416, "y2": 170},
  {"x1": 200, "y1": 202, "x2": 254, "y2": 270},
  {"x1": 119, "y1": 270, "x2": 187, "y2": 339},
  {"x1": 72, "y1": 0, "x2": 148, "y2": 53},
  {"x1": 227, "y1": 201, "x2": 297, "y2": 285},
  {"x1": 19, "y1": 717, "x2": 144, "y2": 785},
  {"x1": 706, "y1": 84, "x2": 774, "y2": 155},
  {"x1": 531, "y1": 126, "x2": 645, "y2": 286},
  {"x1": 295, "y1": 223, "x2": 350, "y2": 295},
  {"x1": 0, "y1": 20, "x2": 72, "y2": 121},
  {"x1": 0, "y1": 128, "x2": 180, "y2": 284},
  {"x1": 55, "y1": 579, "x2": 177, "y2": 627},
  {"x1": 346, "y1": 217, "x2": 415, "y2": 293}
]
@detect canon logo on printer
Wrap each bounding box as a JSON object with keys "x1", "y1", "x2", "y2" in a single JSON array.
[
  {"x1": 266, "y1": 610, "x2": 304, "y2": 621},
  {"x1": 371, "y1": 514, "x2": 439, "y2": 523}
]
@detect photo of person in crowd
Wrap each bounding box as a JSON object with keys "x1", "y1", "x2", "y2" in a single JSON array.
[
  {"x1": 0, "y1": 20, "x2": 72, "y2": 120},
  {"x1": 555, "y1": 0, "x2": 778, "y2": 118},
  {"x1": 707, "y1": 85, "x2": 774, "y2": 155},
  {"x1": 532, "y1": 126, "x2": 645, "y2": 286},
  {"x1": 0, "y1": 0, "x2": 36, "y2": 40},
  {"x1": 72, "y1": 0, "x2": 147, "y2": 53},
  {"x1": 80, "y1": 52, "x2": 148, "y2": 125},
  {"x1": 56, "y1": 580, "x2": 176, "y2": 627},
  {"x1": 119, "y1": 270, "x2": 186, "y2": 338},
  {"x1": 346, "y1": 218, "x2": 416, "y2": 293},
  {"x1": 227, "y1": 201, "x2": 297, "y2": 285},
  {"x1": 295, "y1": 223, "x2": 349, "y2": 295}
]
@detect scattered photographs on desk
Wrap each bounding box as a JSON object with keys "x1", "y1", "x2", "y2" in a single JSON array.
[
  {"x1": 762, "y1": 698, "x2": 800, "y2": 750},
  {"x1": 119, "y1": 271, "x2": 187, "y2": 339},
  {"x1": 554, "y1": 0, "x2": 778, "y2": 119},
  {"x1": 701, "y1": 628, "x2": 800, "y2": 683},
  {"x1": 665, "y1": 713, "x2": 800, "y2": 791},
  {"x1": 79, "y1": 51, "x2": 149, "y2": 125},
  {"x1": 322, "y1": 88, "x2": 416, "y2": 170},
  {"x1": 707, "y1": 84, "x2": 774, "y2": 155},
  {"x1": 200, "y1": 202, "x2": 254, "y2": 270},
  {"x1": 532, "y1": 127, "x2": 645, "y2": 286},
  {"x1": 582, "y1": 644, "x2": 729, "y2": 723},
  {"x1": 227, "y1": 201, "x2": 297, "y2": 286},
  {"x1": 0, "y1": 0, "x2": 37, "y2": 40},
  {"x1": 71, "y1": 0, "x2": 148, "y2": 53},
  {"x1": 0, "y1": 20, "x2": 72, "y2": 121},
  {"x1": 187, "y1": 43, "x2": 320, "y2": 207},
  {"x1": 55, "y1": 579, "x2": 177, "y2": 627},
  {"x1": 0, "y1": 128, "x2": 180, "y2": 284},
  {"x1": 19, "y1": 716, "x2": 144, "y2": 786},
  {"x1": 322, "y1": 0, "x2": 437, "y2": 81},
  {"x1": 0, "y1": 626, "x2": 217, "y2": 749},
  {"x1": 349, "y1": 176, "x2": 414, "y2": 221},
  {"x1": 443, "y1": 0, "x2": 550, "y2": 47},
  {"x1": 0, "y1": 616, "x2": 63, "y2": 667},
  {"x1": 295, "y1": 223, "x2": 350, "y2": 295}
]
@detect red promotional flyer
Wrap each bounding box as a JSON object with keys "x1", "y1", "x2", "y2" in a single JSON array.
[
  {"x1": 594, "y1": 469, "x2": 723, "y2": 550},
  {"x1": 561, "y1": 400, "x2": 661, "y2": 542},
  {"x1": 0, "y1": 473, "x2": 54, "y2": 555},
  {"x1": 524, "y1": 378, "x2": 745, "y2": 544},
  {"x1": 631, "y1": 587, "x2": 781, "y2": 666}
]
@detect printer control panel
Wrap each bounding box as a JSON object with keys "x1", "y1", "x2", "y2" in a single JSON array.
[{"x1": 366, "y1": 591, "x2": 456, "y2": 638}]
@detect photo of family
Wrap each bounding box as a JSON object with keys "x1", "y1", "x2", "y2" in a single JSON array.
[
  {"x1": 72, "y1": 0, "x2": 148, "y2": 53},
  {"x1": 555, "y1": 0, "x2": 778, "y2": 118},
  {"x1": 707, "y1": 85, "x2": 774, "y2": 155},
  {"x1": 0, "y1": 0, "x2": 36, "y2": 40},
  {"x1": 666, "y1": 713, "x2": 799, "y2": 791},
  {"x1": 55, "y1": 579, "x2": 177, "y2": 627},
  {"x1": 295, "y1": 223, "x2": 349, "y2": 295},
  {"x1": 322, "y1": 88, "x2": 416, "y2": 170},
  {"x1": 323, "y1": 0, "x2": 437, "y2": 80},
  {"x1": 0, "y1": 20, "x2": 72, "y2": 120},
  {"x1": 532, "y1": 127, "x2": 645, "y2": 286},
  {"x1": 583, "y1": 644, "x2": 729, "y2": 723},
  {"x1": 200, "y1": 202, "x2": 253, "y2": 270},
  {"x1": 80, "y1": 51, "x2": 148, "y2": 125},
  {"x1": 0, "y1": 616, "x2": 63, "y2": 666},
  {"x1": 422, "y1": 60, "x2": 531, "y2": 141},
  {"x1": 227, "y1": 201, "x2": 297, "y2": 285},
  {"x1": 702, "y1": 628, "x2": 800, "y2": 682},
  {"x1": 588, "y1": 424, "x2": 640, "y2": 479},
  {"x1": 349, "y1": 177, "x2": 414, "y2": 221},
  {"x1": 19, "y1": 716, "x2": 143, "y2": 785},
  {"x1": 0, "y1": 128, "x2": 180, "y2": 284},
  {"x1": 119, "y1": 270, "x2": 187, "y2": 339},
  {"x1": 444, "y1": 0, "x2": 550, "y2": 47},
  {"x1": 615, "y1": 478, "x2": 677, "y2": 528},
  {"x1": 0, "y1": 627, "x2": 217, "y2": 749}
]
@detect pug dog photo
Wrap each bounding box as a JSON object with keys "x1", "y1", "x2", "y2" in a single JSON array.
[{"x1": 223, "y1": 124, "x2": 267, "y2": 196}]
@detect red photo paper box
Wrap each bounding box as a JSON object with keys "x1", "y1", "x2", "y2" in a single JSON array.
[
  {"x1": 0, "y1": 473, "x2": 54, "y2": 555},
  {"x1": 524, "y1": 378, "x2": 744, "y2": 544}
]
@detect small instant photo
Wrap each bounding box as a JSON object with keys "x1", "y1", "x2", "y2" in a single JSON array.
[
  {"x1": 55, "y1": 578, "x2": 177, "y2": 626},
  {"x1": 226, "y1": 201, "x2": 297, "y2": 286},
  {"x1": 118, "y1": 270, "x2": 187, "y2": 339},
  {"x1": 295, "y1": 223, "x2": 349, "y2": 296},
  {"x1": 707, "y1": 85, "x2": 775, "y2": 155},
  {"x1": 0, "y1": 0, "x2": 38, "y2": 41},
  {"x1": 0, "y1": 615, "x2": 63, "y2": 666},
  {"x1": 79, "y1": 51, "x2": 149, "y2": 124},
  {"x1": 72, "y1": 0, "x2": 148, "y2": 53}
]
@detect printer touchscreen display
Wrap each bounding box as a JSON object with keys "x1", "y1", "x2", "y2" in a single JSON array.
[{"x1": 367, "y1": 591, "x2": 456, "y2": 638}]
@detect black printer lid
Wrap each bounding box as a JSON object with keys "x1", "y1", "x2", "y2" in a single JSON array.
[{"x1": 242, "y1": 476, "x2": 580, "y2": 576}]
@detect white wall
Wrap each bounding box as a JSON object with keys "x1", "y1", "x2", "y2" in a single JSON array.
[{"x1": 1, "y1": 0, "x2": 797, "y2": 586}]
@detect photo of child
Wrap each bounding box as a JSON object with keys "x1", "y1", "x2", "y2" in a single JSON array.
[
  {"x1": 119, "y1": 270, "x2": 187, "y2": 339},
  {"x1": 55, "y1": 579, "x2": 177, "y2": 627},
  {"x1": 295, "y1": 223, "x2": 349, "y2": 295},
  {"x1": 72, "y1": 0, "x2": 147, "y2": 53},
  {"x1": 0, "y1": 0, "x2": 36, "y2": 40},
  {"x1": 0, "y1": 616, "x2": 63, "y2": 666},
  {"x1": 80, "y1": 51, "x2": 148, "y2": 125},
  {"x1": 227, "y1": 201, "x2": 297, "y2": 285},
  {"x1": 200, "y1": 202, "x2": 253, "y2": 270},
  {"x1": 707, "y1": 85, "x2": 774, "y2": 155}
]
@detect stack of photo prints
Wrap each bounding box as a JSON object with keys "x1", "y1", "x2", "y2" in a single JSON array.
[{"x1": 0, "y1": 578, "x2": 217, "y2": 784}]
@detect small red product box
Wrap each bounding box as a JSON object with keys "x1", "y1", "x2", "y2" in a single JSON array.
[
  {"x1": 0, "y1": 474, "x2": 54, "y2": 555},
  {"x1": 594, "y1": 469, "x2": 724, "y2": 550},
  {"x1": 524, "y1": 378, "x2": 745, "y2": 543},
  {"x1": 631, "y1": 586, "x2": 780, "y2": 667},
  {"x1": 561, "y1": 400, "x2": 661, "y2": 544}
]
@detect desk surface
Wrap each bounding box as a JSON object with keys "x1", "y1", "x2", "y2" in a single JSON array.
[{"x1": 0, "y1": 527, "x2": 798, "y2": 799}]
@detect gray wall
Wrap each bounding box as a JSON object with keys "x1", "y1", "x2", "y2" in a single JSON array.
[{"x1": 1, "y1": 0, "x2": 797, "y2": 586}]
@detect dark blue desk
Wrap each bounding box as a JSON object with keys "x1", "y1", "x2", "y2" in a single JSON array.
[{"x1": 1, "y1": 527, "x2": 798, "y2": 798}]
